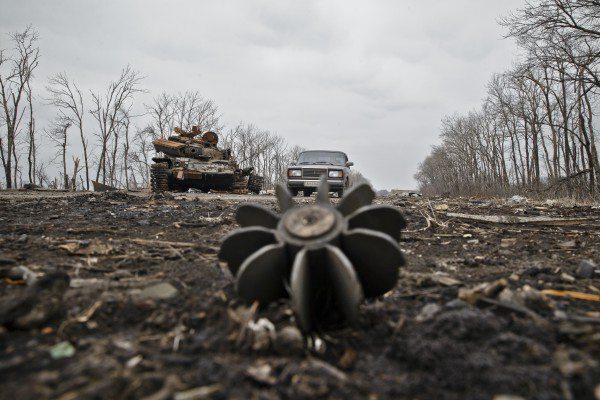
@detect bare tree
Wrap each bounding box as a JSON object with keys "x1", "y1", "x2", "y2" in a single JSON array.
[
  {"x1": 419, "y1": 1, "x2": 600, "y2": 198},
  {"x1": 146, "y1": 90, "x2": 222, "y2": 137},
  {"x1": 90, "y1": 65, "x2": 143, "y2": 184},
  {"x1": 25, "y1": 78, "x2": 37, "y2": 185},
  {"x1": 0, "y1": 26, "x2": 40, "y2": 188},
  {"x1": 71, "y1": 156, "x2": 81, "y2": 190},
  {"x1": 145, "y1": 92, "x2": 174, "y2": 139},
  {"x1": 46, "y1": 72, "x2": 91, "y2": 189},
  {"x1": 221, "y1": 123, "x2": 305, "y2": 189},
  {"x1": 46, "y1": 118, "x2": 71, "y2": 189},
  {"x1": 117, "y1": 109, "x2": 132, "y2": 190},
  {"x1": 130, "y1": 126, "x2": 154, "y2": 188}
]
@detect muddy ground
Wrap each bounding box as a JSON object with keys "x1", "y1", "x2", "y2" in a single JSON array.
[{"x1": 0, "y1": 189, "x2": 599, "y2": 400}]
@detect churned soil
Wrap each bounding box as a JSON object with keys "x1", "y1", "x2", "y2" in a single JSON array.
[{"x1": 0, "y1": 189, "x2": 599, "y2": 400}]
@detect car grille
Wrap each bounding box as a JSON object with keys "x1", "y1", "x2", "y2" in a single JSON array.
[{"x1": 303, "y1": 168, "x2": 327, "y2": 179}]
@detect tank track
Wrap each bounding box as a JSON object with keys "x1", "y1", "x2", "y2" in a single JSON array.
[
  {"x1": 248, "y1": 174, "x2": 264, "y2": 194},
  {"x1": 150, "y1": 163, "x2": 170, "y2": 192},
  {"x1": 233, "y1": 177, "x2": 248, "y2": 194}
]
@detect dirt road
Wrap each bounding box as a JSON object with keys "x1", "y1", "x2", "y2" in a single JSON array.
[{"x1": 1, "y1": 190, "x2": 599, "y2": 399}]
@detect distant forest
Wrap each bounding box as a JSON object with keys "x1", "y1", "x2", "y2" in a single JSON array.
[
  {"x1": 0, "y1": 27, "x2": 307, "y2": 191},
  {"x1": 415, "y1": 0, "x2": 600, "y2": 200}
]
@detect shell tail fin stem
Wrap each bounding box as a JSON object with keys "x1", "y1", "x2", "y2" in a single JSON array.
[{"x1": 316, "y1": 175, "x2": 331, "y2": 205}]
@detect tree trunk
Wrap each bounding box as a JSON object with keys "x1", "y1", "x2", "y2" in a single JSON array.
[{"x1": 62, "y1": 131, "x2": 68, "y2": 190}]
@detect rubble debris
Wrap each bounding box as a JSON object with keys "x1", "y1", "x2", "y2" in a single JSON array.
[
  {"x1": 49, "y1": 341, "x2": 76, "y2": 359},
  {"x1": 500, "y1": 238, "x2": 517, "y2": 248},
  {"x1": 0, "y1": 265, "x2": 38, "y2": 282},
  {"x1": 542, "y1": 289, "x2": 600, "y2": 302},
  {"x1": 129, "y1": 239, "x2": 196, "y2": 248},
  {"x1": 0, "y1": 258, "x2": 17, "y2": 266},
  {"x1": 22, "y1": 183, "x2": 41, "y2": 190},
  {"x1": 274, "y1": 326, "x2": 304, "y2": 355},
  {"x1": 247, "y1": 318, "x2": 276, "y2": 351},
  {"x1": 552, "y1": 346, "x2": 598, "y2": 377},
  {"x1": 415, "y1": 303, "x2": 442, "y2": 322},
  {"x1": 58, "y1": 240, "x2": 113, "y2": 255},
  {"x1": 459, "y1": 279, "x2": 508, "y2": 304},
  {"x1": 246, "y1": 362, "x2": 277, "y2": 385},
  {"x1": 139, "y1": 283, "x2": 179, "y2": 300},
  {"x1": 303, "y1": 358, "x2": 348, "y2": 383},
  {"x1": 446, "y1": 212, "x2": 588, "y2": 226},
  {"x1": 575, "y1": 259, "x2": 597, "y2": 279},
  {"x1": 0, "y1": 271, "x2": 70, "y2": 329},
  {"x1": 493, "y1": 395, "x2": 526, "y2": 400},
  {"x1": 173, "y1": 384, "x2": 223, "y2": 400},
  {"x1": 92, "y1": 180, "x2": 118, "y2": 192},
  {"x1": 337, "y1": 348, "x2": 357, "y2": 370},
  {"x1": 429, "y1": 273, "x2": 461, "y2": 287},
  {"x1": 509, "y1": 195, "x2": 529, "y2": 205}
]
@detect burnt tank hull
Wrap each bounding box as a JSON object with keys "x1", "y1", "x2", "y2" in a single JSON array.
[{"x1": 150, "y1": 128, "x2": 263, "y2": 194}]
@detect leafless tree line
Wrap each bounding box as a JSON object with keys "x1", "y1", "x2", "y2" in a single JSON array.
[
  {"x1": 0, "y1": 26, "x2": 40, "y2": 189},
  {"x1": 146, "y1": 91, "x2": 223, "y2": 140},
  {"x1": 220, "y1": 123, "x2": 304, "y2": 189},
  {"x1": 416, "y1": 0, "x2": 600, "y2": 199},
  {"x1": 0, "y1": 26, "x2": 303, "y2": 190}
]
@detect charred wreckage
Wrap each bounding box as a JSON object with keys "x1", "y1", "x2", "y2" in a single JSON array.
[
  {"x1": 151, "y1": 126, "x2": 263, "y2": 194},
  {"x1": 219, "y1": 177, "x2": 407, "y2": 331}
]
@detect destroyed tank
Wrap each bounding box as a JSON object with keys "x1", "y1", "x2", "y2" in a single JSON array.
[{"x1": 150, "y1": 126, "x2": 264, "y2": 193}]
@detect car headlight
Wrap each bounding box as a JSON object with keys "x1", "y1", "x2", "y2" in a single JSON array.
[
  {"x1": 328, "y1": 170, "x2": 343, "y2": 178},
  {"x1": 288, "y1": 169, "x2": 302, "y2": 177}
]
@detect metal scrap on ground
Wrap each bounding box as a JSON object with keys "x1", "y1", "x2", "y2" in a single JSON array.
[{"x1": 446, "y1": 212, "x2": 590, "y2": 226}]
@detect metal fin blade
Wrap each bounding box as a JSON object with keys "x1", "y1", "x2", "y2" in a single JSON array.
[
  {"x1": 236, "y1": 203, "x2": 279, "y2": 229},
  {"x1": 275, "y1": 184, "x2": 295, "y2": 212},
  {"x1": 236, "y1": 243, "x2": 289, "y2": 305},
  {"x1": 324, "y1": 245, "x2": 364, "y2": 327},
  {"x1": 342, "y1": 228, "x2": 404, "y2": 298},
  {"x1": 347, "y1": 205, "x2": 407, "y2": 241},
  {"x1": 218, "y1": 227, "x2": 277, "y2": 276},
  {"x1": 316, "y1": 175, "x2": 330, "y2": 205},
  {"x1": 336, "y1": 183, "x2": 375, "y2": 216},
  {"x1": 290, "y1": 249, "x2": 311, "y2": 331}
]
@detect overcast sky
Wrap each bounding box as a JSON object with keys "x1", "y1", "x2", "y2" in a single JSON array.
[{"x1": 0, "y1": 0, "x2": 524, "y2": 190}]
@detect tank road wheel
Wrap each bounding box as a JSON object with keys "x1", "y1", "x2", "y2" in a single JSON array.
[
  {"x1": 248, "y1": 174, "x2": 264, "y2": 194},
  {"x1": 151, "y1": 163, "x2": 170, "y2": 192}
]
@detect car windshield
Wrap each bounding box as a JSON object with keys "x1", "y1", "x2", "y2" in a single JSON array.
[{"x1": 298, "y1": 151, "x2": 347, "y2": 166}]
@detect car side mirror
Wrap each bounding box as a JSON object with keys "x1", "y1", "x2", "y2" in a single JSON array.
[{"x1": 346, "y1": 161, "x2": 354, "y2": 167}]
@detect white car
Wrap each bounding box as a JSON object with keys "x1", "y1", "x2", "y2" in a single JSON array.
[{"x1": 286, "y1": 150, "x2": 353, "y2": 197}]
